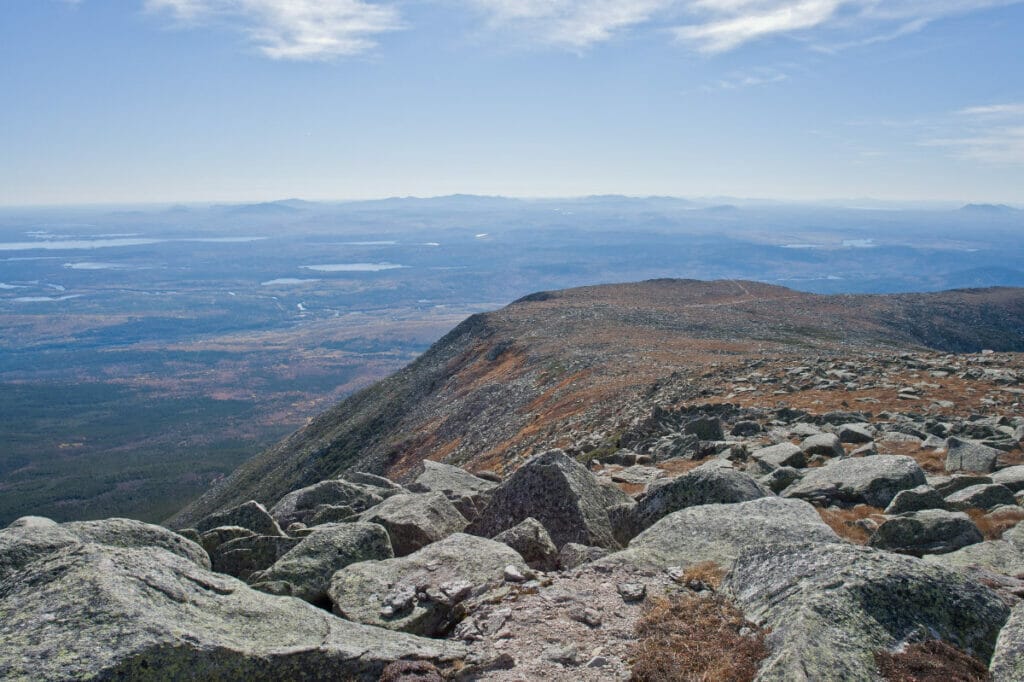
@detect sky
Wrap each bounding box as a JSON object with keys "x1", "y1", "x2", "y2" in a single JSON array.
[{"x1": 2, "y1": 0, "x2": 1023, "y2": 206}]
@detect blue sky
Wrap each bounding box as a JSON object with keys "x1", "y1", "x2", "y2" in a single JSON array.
[{"x1": 2, "y1": 0, "x2": 1023, "y2": 206}]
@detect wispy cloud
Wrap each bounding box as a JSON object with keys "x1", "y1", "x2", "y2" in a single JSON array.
[
  {"x1": 464, "y1": 0, "x2": 1024, "y2": 53},
  {"x1": 705, "y1": 67, "x2": 789, "y2": 90},
  {"x1": 146, "y1": 0, "x2": 402, "y2": 60},
  {"x1": 921, "y1": 103, "x2": 1024, "y2": 165}
]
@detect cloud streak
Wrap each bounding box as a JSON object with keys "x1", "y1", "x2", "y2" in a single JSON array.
[
  {"x1": 146, "y1": 0, "x2": 402, "y2": 60},
  {"x1": 922, "y1": 103, "x2": 1024, "y2": 166}
]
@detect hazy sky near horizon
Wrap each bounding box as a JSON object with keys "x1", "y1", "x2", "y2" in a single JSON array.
[{"x1": 2, "y1": 0, "x2": 1023, "y2": 206}]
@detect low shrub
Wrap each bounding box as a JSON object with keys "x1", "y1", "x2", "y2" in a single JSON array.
[{"x1": 874, "y1": 640, "x2": 989, "y2": 681}]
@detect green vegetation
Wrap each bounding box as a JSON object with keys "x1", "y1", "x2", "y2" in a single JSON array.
[{"x1": 0, "y1": 382, "x2": 291, "y2": 525}]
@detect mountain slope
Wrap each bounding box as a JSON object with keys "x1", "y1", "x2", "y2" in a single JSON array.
[{"x1": 169, "y1": 280, "x2": 1024, "y2": 526}]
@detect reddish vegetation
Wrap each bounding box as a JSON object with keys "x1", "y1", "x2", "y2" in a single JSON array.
[
  {"x1": 874, "y1": 640, "x2": 989, "y2": 682},
  {"x1": 817, "y1": 505, "x2": 886, "y2": 544},
  {"x1": 680, "y1": 561, "x2": 727, "y2": 590},
  {"x1": 630, "y1": 593, "x2": 769, "y2": 682},
  {"x1": 967, "y1": 507, "x2": 1024, "y2": 541}
]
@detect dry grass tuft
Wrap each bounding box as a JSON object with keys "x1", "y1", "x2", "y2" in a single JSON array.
[
  {"x1": 817, "y1": 505, "x2": 885, "y2": 544},
  {"x1": 680, "y1": 561, "x2": 727, "y2": 591},
  {"x1": 630, "y1": 593, "x2": 768, "y2": 682},
  {"x1": 967, "y1": 507, "x2": 1024, "y2": 540},
  {"x1": 378, "y1": 660, "x2": 444, "y2": 681},
  {"x1": 874, "y1": 640, "x2": 989, "y2": 681}
]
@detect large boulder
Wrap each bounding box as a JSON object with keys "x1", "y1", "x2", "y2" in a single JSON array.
[
  {"x1": 632, "y1": 460, "x2": 770, "y2": 532},
  {"x1": 329, "y1": 533, "x2": 528, "y2": 637},
  {"x1": 838, "y1": 423, "x2": 874, "y2": 444},
  {"x1": 193, "y1": 500, "x2": 283, "y2": 537},
  {"x1": 683, "y1": 416, "x2": 724, "y2": 441},
  {"x1": 725, "y1": 542, "x2": 1010, "y2": 681},
  {"x1": 867, "y1": 510, "x2": 983, "y2": 556},
  {"x1": 991, "y1": 601, "x2": 1024, "y2": 681},
  {"x1": 0, "y1": 543, "x2": 472, "y2": 681},
  {"x1": 270, "y1": 480, "x2": 383, "y2": 527},
  {"x1": 63, "y1": 518, "x2": 211, "y2": 570},
  {"x1": 800, "y1": 433, "x2": 844, "y2": 458},
  {"x1": 249, "y1": 523, "x2": 394, "y2": 604},
  {"x1": 466, "y1": 450, "x2": 618, "y2": 549},
  {"x1": 782, "y1": 455, "x2": 926, "y2": 508},
  {"x1": 0, "y1": 516, "x2": 210, "y2": 580},
  {"x1": 945, "y1": 483, "x2": 1018, "y2": 511},
  {"x1": 356, "y1": 493, "x2": 467, "y2": 557},
  {"x1": 946, "y1": 437, "x2": 1001, "y2": 473},
  {"x1": 407, "y1": 461, "x2": 497, "y2": 521},
  {"x1": 604, "y1": 497, "x2": 839, "y2": 571},
  {"x1": 492, "y1": 517, "x2": 558, "y2": 571}
]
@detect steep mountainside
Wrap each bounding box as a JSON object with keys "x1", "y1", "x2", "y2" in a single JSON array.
[{"x1": 170, "y1": 280, "x2": 1024, "y2": 526}]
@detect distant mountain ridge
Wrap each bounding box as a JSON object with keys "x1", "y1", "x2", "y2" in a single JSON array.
[{"x1": 169, "y1": 279, "x2": 1024, "y2": 526}]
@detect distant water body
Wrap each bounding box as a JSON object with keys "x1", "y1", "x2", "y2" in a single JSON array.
[
  {"x1": 301, "y1": 263, "x2": 407, "y2": 272},
  {"x1": 0, "y1": 236, "x2": 266, "y2": 251}
]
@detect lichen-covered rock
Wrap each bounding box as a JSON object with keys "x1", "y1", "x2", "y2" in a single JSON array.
[
  {"x1": 933, "y1": 474, "x2": 994, "y2": 497},
  {"x1": 210, "y1": 534, "x2": 301, "y2": 581},
  {"x1": 200, "y1": 526, "x2": 256, "y2": 556},
  {"x1": 493, "y1": 517, "x2": 558, "y2": 571},
  {"x1": 759, "y1": 466, "x2": 803, "y2": 494},
  {"x1": 557, "y1": 543, "x2": 610, "y2": 570},
  {"x1": 945, "y1": 483, "x2": 1018, "y2": 511},
  {"x1": 750, "y1": 442, "x2": 805, "y2": 472},
  {"x1": 782, "y1": 455, "x2": 926, "y2": 508},
  {"x1": 925, "y1": 523, "x2": 1024, "y2": 577},
  {"x1": 683, "y1": 416, "x2": 724, "y2": 441},
  {"x1": 407, "y1": 461, "x2": 497, "y2": 521},
  {"x1": 193, "y1": 500, "x2": 283, "y2": 537},
  {"x1": 725, "y1": 542, "x2": 1010, "y2": 681},
  {"x1": 466, "y1": 450, "x2": 618, "y2": 549},
  {"x1": 0, "y1": 517, "x2": 80, "y2": 581},
  {"x1": 329, "y1": 533, "x2": 528, "y2": 636},
  {"x1": 309, "y1": 504, "x2": 357, "y2": 526},
  {"x1": 0, "y1": 543, "x2": 471, "y2": 681},
  {"x1": 883, "y1": 485, "x2": 948, "y2": 514},
  {"x1": 64, "y1": 518, "x2": 211, "y2": 570},
  {"x1": 991, "y1": 600, "x2": 1024, "y2": 681},
  {"x1": 357, "y1": 493, "x2": 467, "y2": 556},
  {"x1": 868, "y1": 510, "x2": 983, "y2": 556},
  {"x1": 992, "y1": 466, "x2": 1024, "y2": 493},
  {"x1": 946, "y1": 437, "x2": 1001, "y2": 473},
  {"x1": 800, "y1": 433, "x2": 845, "y2": 458},
  {"x1": 0, "y1": 516, "x2": 211, "y2": 580},
  {"x1": 249, "y1": 522, "x2": 394, "y2": 604},
  {"x1": 340, "y1": 471, "x2": 408, "y2": 498},
  {"x1": 605, "y1": 497, "x2": 839, "y2": 571},
  {"x1": 632, "y1": 460, "x2": 770, "y2": 532},
  {"x1": 270, "y1": 480, "x2": 383, "y2": 527},
  {"x1": 838, "y1": 423, "x2": 874, "y2": 444}
]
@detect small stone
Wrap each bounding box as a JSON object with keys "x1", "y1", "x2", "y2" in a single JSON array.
[
  {"x1": 570, "y1": 606, "x2": 603, "y2": 628},
  {"x1": 586, "y1": 656, "x2": 610, "y2": 668},
  {"x1": 616, "y1": 582, "x2": 647, "y2": 603},
  {"x1": 503, "y1": 565, "x2": 527, "y2": 583}
]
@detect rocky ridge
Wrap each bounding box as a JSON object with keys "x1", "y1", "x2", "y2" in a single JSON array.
[{"x1": 4, "y1": 280, "x2": 1024, "y2": 680}]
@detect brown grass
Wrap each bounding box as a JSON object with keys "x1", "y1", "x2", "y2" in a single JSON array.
[
  {"x1": 874, "y1": 640, "x2": 989, "y2": 682},
  {"x1": 378, "y1": 659, "x2": 444, "y2": 681},
  {"x1": 680, "y1": 561, "x2": 727, "y2": 590},
  {"x1": 630, "y1": 593, "x2": 769, "y2": 682},
  {"x1": 817, "y1": 505, "x2": 886, "y2": 544},
  {"x1": 967, "y1": 507, "x2": 1024, "y2": 540}
]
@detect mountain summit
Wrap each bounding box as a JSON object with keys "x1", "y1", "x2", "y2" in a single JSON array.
[{"x1": 169, "y1": 279, "x2": 1024, "y2": 527}]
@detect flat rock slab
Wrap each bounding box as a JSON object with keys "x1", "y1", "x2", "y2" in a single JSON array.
[
  {"x1": 991, "y1": 601, "x2": 1024, "y2": 681},
  {"x1": 945, "y1": 483, "x2": 1018, "y2": 511},
  {"x1": 725, "y1": 542, "x2": 1009, "y2": 682},
  {"x1": 0, "y1": 543, "x2": 471, "y2": 682},
  {"x1": 782, "y1": 455, "x2": 926, "y2": 508},
  {"x1": 992, "y1": 466, "x2": 1024, "y2": 493},
  {"x1": 603, "y1": 497, "x2": 839, "y2": 571},
  {"x1": 407, "y1": 461, "x2": 497, "y2": 521},
  {"x1": 329, "y1": 533, "x2": 528, "y2": 637},
  {"x1": 925, "y1": 524, "x2": 1024, "y2": 577}
]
